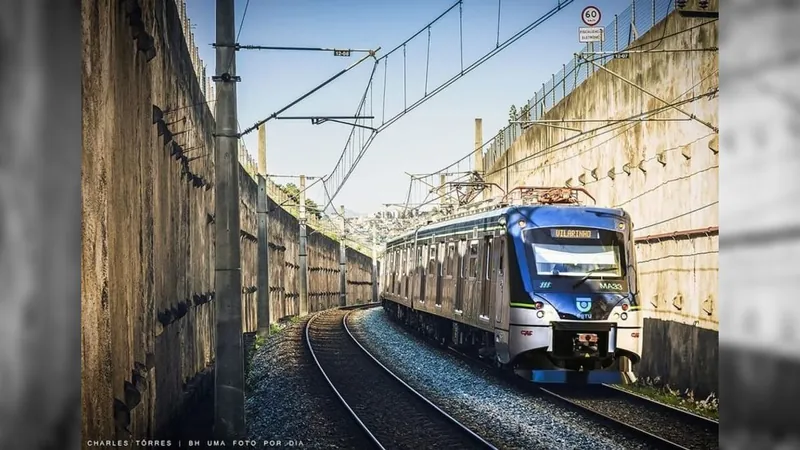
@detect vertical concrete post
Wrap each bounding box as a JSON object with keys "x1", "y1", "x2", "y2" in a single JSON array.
[
  {"x1": 439, "y1": 174, "x2": 447, "y2": 206},
  {"x1": 542, "y1": 83, "x2": 547, "y2": 109},
  {"x1": 372, "y1": 227, "x2": 378, "y2": 303},
  {"x1": 213, "y1": 0, "x2": 244, "y2": 439},
  {"x1": 256, "y1": 124, "x2": 270, "y2": 336},
  {"x1": 298, "y1": 175, "x2": 309, "y2": 315},
  {"x1": 474, "y1": 118, "x2": 484, "y2": 199},
  {"x1": 339, "y1": 206, "x2": 347, "y2": 307}
]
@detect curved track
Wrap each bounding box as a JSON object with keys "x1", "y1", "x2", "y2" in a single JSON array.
[
  {"x1": 539, "y1": 384, "x2": 718, "y2": 450},
  {"x1": 421, "y1": 328, "x2": 717, "y2": 449},
  {"x1": 305, "y1": 304, "x2": 497, "y2": 450}
]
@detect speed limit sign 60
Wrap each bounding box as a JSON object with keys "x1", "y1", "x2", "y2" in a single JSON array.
[{"x1": 581, "y1": 6, "x2": 601, "y2": 26}]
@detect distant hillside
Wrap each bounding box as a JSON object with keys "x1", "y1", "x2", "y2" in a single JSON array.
[{"x1": 322, "y1": 205, "x2": 364, "y2": 217}]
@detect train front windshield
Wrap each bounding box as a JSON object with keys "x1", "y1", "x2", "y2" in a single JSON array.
[{"x1": 523, "y1": 228, "x2": 626, "y2": 278}]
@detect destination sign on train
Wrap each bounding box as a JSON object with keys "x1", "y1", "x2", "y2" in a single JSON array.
[{"x1": 551, "y1": 229, "x2": 599, "y2": 239}]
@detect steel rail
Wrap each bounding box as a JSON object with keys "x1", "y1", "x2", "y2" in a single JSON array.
[
  {"x1": 343, "y1": 307, "x2": 498, "y2": 450},
  {"x1": 305, "y1": 303, "x2": 496, "y2": 449},
  {"x1": 305, "y1": 304, "x2": 384, "y2": 449}
]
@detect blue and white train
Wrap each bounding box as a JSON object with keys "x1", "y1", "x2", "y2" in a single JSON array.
[{"x1": 380, "y1": 187, "x2": 643, "y2": 384}]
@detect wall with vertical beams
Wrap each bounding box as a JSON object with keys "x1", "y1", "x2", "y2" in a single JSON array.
[{"x1": 81, "y1": 0, "x2": 375, "y2": 445}]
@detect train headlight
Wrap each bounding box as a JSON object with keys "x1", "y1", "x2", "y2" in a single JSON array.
[
  {"x1": 518, "y1": 219, "x2": 527, "y2": 229},
  {"x1": 536, "y1": 310, "x2": 545, "y2": 319},
  {"x1": 534, "y1": 301, "x2": 544, "y2": 310},
  {"x1": 621, "y1": 303, "x2": 629, "y2": 311},
  {"x1": 621, "y1": 312, "x2": 628, "y2": 321}
]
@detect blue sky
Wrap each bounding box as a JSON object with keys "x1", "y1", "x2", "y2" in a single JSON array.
[{"x1": 186, "y1": 0, "x2": 632, "y2": 214}]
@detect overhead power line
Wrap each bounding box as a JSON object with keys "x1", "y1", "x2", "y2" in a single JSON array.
[{"x1": 319, "y1": 0, "x2": 577, "y2": 212}]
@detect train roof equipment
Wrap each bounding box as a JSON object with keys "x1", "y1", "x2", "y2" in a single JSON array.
[{"x1": 384, "y1": 187, "x2": 602, "y2": 247}]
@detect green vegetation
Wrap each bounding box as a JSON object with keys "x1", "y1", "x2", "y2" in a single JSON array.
[
  {"x1": 616, "y1": 376, "x2": 719, "y2": 421},
  {"x1": 277, "y1": 182, "x2": 323, "y2": 220}
]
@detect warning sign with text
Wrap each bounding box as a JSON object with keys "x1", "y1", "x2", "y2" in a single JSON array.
[{"x1": 579, "y1": 27, "x2": 604, "y2": 43}]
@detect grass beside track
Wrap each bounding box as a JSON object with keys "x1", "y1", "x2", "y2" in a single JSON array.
[{"x1": 615, "y1": 377, "x2": 719, "y2": 421}]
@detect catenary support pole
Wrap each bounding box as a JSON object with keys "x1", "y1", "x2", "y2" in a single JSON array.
[
  {"x1": 298, "y1": 175, "x2": 309, "y2": 315},
  {"x1": 372, "y1": 227, "x2": 378, "y2": 303},
  {"x1": 214, "y1": 0, "x2": 244, "y2": 439},
  {"x1": 339, "y1": 205, "x2": 347, "y2": 306},
  {"x1": 474, "y1": 118, "x2": 484, "y2": 199},
  {"x1": 256, "y1": 123, "x2": 270, "y2": 336}
]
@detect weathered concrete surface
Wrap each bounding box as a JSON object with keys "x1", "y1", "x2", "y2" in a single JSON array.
[
  {"x1": 483, "y1": 6, "x2": 718, "y2": 394},
  {"x1": 81, "y1": 0, "x2": 375, "y2": 444},
  {"x1": 262, "y1": 192, "x2": 376, "y2": 321}
]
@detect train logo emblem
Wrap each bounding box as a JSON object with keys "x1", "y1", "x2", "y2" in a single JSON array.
[
  {"x1": 576, "y1": 298, "x2": 592, "y2": 313},
  {"x1": 539, "y1": 281, "x2": 551, "y2": 289}
]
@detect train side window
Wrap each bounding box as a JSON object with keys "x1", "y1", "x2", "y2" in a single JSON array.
[
  {"x1": 485, "y1": 238, "x2": 493, "y2": 280},
  {"x1": 498, "y1": 241, "x2": 504, "y2": 273},
  {"x1": 416, "y1": 245, "x2": 424, "y2": 275},
  {"x1": 428, "y1": 244, "x2": 437, "y2": 274},
  {"x1": 446, "y1": 242, "x2": 456, "y2": 277},
  {"x1": 467, "y1": 240, "x2": 480, "y2": 279},
  {"x1": 401, "y1": 248, "x2": 407, "y2": 275},
  {"x1": 439, "y1": 242, "x2": 446, "y2": 276},
  {"x1": 459, "y1": 239, "x2": 467, "y2": 278}
]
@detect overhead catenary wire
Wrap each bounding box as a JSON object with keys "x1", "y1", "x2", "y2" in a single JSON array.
[
  {"x1": 222, "y1": 0, "x2": 251, "y2": 76},
  {"x1": 413, "y1": 20, "x2": 719, "y2": 182},
  {"x1": 418, "y1": 73, "x2": 716, "y2": 185},
  {"x1": 321, "y1": 0, "x2": 576, "y2": 209},
  {"x1": 483, "y1": 82, "x2": 718, "y2": 178}
]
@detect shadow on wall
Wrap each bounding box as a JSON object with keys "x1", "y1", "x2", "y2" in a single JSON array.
[{"x1": 638, "y1": 318, "x2": 718, "y2": 399}]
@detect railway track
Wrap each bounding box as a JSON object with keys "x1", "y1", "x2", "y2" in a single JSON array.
[
  {"x1": 305, "y1": 304, "x2": 497, "y2": 450},
  {"x1": 539, "y1": 384, "x2": 718, "y2": 450},
  {"x1": 399, "y1": 323, "x2": 718, "y2": 450}
]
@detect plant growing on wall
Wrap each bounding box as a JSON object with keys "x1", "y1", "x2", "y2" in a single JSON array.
[
  {"x1": 278, "y1": 183, "x2": 323, "y2": 220},
  {"x1": 508, "y1": 104, "x2": 518, "y2": 123},
  {"x1": 520, "y1": 103, "x2": 531, "y2": 122}
]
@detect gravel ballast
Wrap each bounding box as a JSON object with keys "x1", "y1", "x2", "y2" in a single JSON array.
[
  {"x1": 308, "y1": 308, "x2": 492, "y2": 449},
  {"x1": 544, "y1": 385, "x2": 719, "y2": 449},
  {"x1": 245, "y1": 318, "x2": 373, "y2": 448},
  {"x1": 348, "y1": 307, "x2": 651, "y2": 450}
]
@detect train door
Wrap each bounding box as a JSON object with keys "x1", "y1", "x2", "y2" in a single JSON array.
[
  {"x1": 399, "y1": 247, "x2": 407, "y2": 301},
  {"x1": 455, "y1": 239, "x2": 467, "y2": 313},
  {"x1": 410, "y1": 244, "x2": 418, "y2": 303},
  {"x1": 462, "y1": 239, "x2": 480, "y2": 319},
  {"x1": 413, "y1": 243, "x2": 426, "y2": 305},
  {"x1": 392, "y1": 250, "x2": 399, "y2": 295},
  {"x1": 494, "y1": 236, "x2": 509, "y2": 329},
  {"x1": 404, "y1": 246, "x2": 411, "y2": 301},
  {"x1": 434, "y1": 242, "x2": 445, "y2": 308},
  {"x1": 443, "y1": 241, "x2": 456, "y2": 311},
  {"x1": 479, "y1": 237, "x2": 494, "y2": 324}
]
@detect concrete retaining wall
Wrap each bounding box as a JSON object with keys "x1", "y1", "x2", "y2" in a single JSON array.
[
  {"x1": 81, "y1": 0, "x2": 375, "y2": 443},
  {"x1": 482, "y1": 6, "x2": 718, "y2": 396}
]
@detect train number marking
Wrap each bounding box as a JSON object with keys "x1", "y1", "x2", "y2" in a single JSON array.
[
  {"x1": 520, "y1": 330, "x2": 533, "y2": 336},
  {"x1": 599, "y1": 282, "x2": 623, "y2": 290},
  {"x1": 631, "y1": 332, "x2": 640, "y2": 338},
  {"x1": 539, "y1": 281, "x2": 551, "y2": 289}
]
